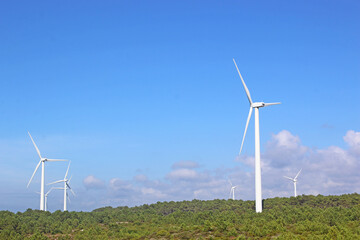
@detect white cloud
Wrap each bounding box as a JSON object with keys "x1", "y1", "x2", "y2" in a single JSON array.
[
  {"x1": 141, "y1": 187, "x2": 167, "y2": 198},
  {"x1": 134, "y1": 174, "x2": 148, "y2": 182},
  {"x1": 109, "y1": 178, "x2": 135, "y2": 197},
  {"x1": 76, "y1": 130, "x2": 360, "y2": 210},
  {"x1": 166, "y1": 168, "x2": 198, "y2": 180},
  {"x1": 83, "y1": 175, "x2": 105, "y2": 189},
  {"x1": 264, "y1": 130, "x2": 308, "y2": 168},
  {"x1": 172, "y1": 160, "x2": 199, "y2": 169},
  {"x1": 344, "y1": 130, "x2": 360, "y2": 155},
  {"x1": 259, "y1": 130, "x2": 360, "y2": 197}
]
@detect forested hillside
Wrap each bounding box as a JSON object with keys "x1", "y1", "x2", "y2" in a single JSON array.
[{"x1": 1, "y1": 193, "x2": 359, "y2": 239}]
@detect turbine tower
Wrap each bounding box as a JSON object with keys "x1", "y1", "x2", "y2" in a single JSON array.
[
  {"x1": 233, "y1": 59, "x2": 281, "y2": 213},
  {"x1": 44, "y1": 189, "x2": 52, "y2": 211},
  {"x1": 27, "y1": 132, "x2": 67, "y2": 211},
  {"x1": 284, "y1": 169, "x2": 302, "y2": 197},
  {"x1": 48, "y1": 161, "x2": 75, "y2": 211},
  {"x1": 228, "y1": 179, "x2": 238, "y2": 200}
]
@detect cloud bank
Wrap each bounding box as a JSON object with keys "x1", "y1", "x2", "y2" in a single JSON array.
[{"x1": 78, "y1": 130, "x2": 360, "y2": 210}]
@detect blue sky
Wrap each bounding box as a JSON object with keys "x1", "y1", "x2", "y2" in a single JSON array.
[{"x1": 0, "y1": 1, "x2": 359, "y2": 212}]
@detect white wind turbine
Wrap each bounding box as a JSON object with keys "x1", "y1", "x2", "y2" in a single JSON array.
[
  {"x1": 228, "y1": 179, "x2": 239, "y2": 200},
  {"x1": 27, "y1": 132, "x2": 67, "y2": 211},
  {"x1": 233, "y1": 59, "x2": 281, "y2": 213},
  {"x1": 45, "y1": 187, "x2": 63, "y2": 211},
  {"x1": 284, "y1": 169, "x2": 302, "y2": 197},
  {"x1": 48, "y1": 161, "x2": 75, "y2": 211},
  {"x1": 38, "y1": 187, "x2": 62, "y2": 211}
]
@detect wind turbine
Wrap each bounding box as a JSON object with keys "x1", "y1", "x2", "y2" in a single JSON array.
[
  {"x1": 27, "y1": 132, "x2": 67, "y2": 211},
  {"x1": 284, "y1": 169, "x2": 302, "y2": 197},
  {"x1": 48, "y1": 161, "x2": 75, "y2": 211},
  {"x1": 228, "y1": 179, "x2": 239, "y2": 200},
  {"x1": 233, "y1": 59, "x2": 281, "y2": 213},
  {"x1": 38, "y1": 187, "x2": 62, "y2": 211}
]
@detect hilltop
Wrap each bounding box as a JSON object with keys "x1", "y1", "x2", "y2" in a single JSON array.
[{"x1": 0, "y1": 193, "x2": 359, "y2": 239}]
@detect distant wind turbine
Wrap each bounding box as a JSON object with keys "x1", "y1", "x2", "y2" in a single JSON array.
[
  {"x1": 38, "y1": 187, "x2": 62, "y2": 211},
  {"x1": 48, "y1": 161, "x2": 75, "y2": 211},
  {"x1": 233, "y1": 59, "x2": 281, "y2": 213},
  {"x1": 27, "y1": 132, "x2": 67, "y2": 211},
  {"x1": 284, "y1": 169, "x2": 302, "y2": 197},
  {"x1": 228, "y1": 179, "x2": 239, "y2": 200}
]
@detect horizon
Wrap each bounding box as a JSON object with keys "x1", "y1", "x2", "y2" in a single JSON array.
[
  {"x1": 0, "y1": 1, "x2": 359, "y2": 212},
  {"x1": 5, "y1": 192, "x2": 360, "y2": 213}
]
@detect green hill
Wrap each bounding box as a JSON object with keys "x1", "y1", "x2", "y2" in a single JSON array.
[{"x1": 1, "y1": 193, "x2": 359, "y2": 239}]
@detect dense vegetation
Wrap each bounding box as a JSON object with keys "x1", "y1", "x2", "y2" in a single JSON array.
[{"x1": 1, "y1": 193, "x2": 359, "y2": 239}]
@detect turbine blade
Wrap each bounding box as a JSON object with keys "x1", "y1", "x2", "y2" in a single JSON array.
[
  {"x1": 46, "y1": 159, "x2": 67, "y2": 162},
  {"x1": 68, "y1": 175, "x2": 73, "y2": 183},
  {"x1": 65, "y1": 161, "x2": 71, "y2": 178},
  {"x1": 264, "y1": 102, "x2": 281, "y2": 107},
  {"x1": 46, "y1": 187, "x2": 54, "y2": 195},
  {"x1": 47, "y1": 179, "x2": 64, "y2": 185},
  {"x1": 70, "y1": 188, "x2": 75, "y2": 196},
  {"x1": 28, "y1": 132, "x2": 42, "y2": 159},
  {"x1": 228, "y1": 178, "x2": 233, "y2": 187},
  {"x1": 66, "y1": 182, "x2": 75, "y2": 196},
  {"x1": 239, "y1": 107, "x2": 253, "y2": 155},
  {"x1": 283, "y1": 176, "x2": 294, "y2": 181},
  {"x1": 295, "y1": 168, "x2": 302, "y2": 179},
  {"x1": 27, "y1": 160, "x2": 41, "y2": 187},
  {"x1": 233, "y1": 59, "x2": 253, "y2": 104}
]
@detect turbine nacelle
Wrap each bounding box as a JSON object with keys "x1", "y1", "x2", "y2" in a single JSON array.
[
  {"x1": 284, "y1": 177, "x2": 297, "y2": 183},
  {"x1": 41, "y1": 157, "x2": 67, "y2": 162},
  {"x1": 251, "y1": 102, "x2": 281, "y2": 108},
  {"x1": 251, "y1": 102, "x2": 265, "y2": 108}
]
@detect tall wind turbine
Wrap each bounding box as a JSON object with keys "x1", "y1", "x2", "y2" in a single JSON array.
[
  {"x1": 284, "y1": 169, "x2": 302, "y2": 197},
  {"x1": 27, "y1": 132, "x2": 67, "y2": 211},
  {"x1": 48, "y1": 161, "x2": 75, "y2": 211},
  {"x1": 228, "y1": 179, "x2": 239, "y2": 200},
  {"x1": 233, "y1": 59, "x2": 281, "y2": 213}
]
